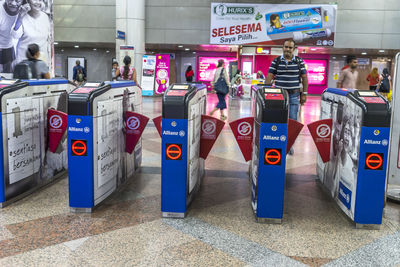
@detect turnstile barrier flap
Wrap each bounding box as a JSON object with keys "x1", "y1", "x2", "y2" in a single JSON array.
[
  {"x1": 125, "y1": 111, "x2": 149, "y2": 154},
  {"x1": 230, "y1": 117, "x2": 255, "y2": 162},
  {"x1": 307, "y1": 119, "x2": 333, "y2": 162},
  {"x1": 47, "y1": 109, "x2": 68, "y2": 153},
  {"x1": 286, "y1": 119, "x2": 304, "y2": 154},
  {"x1": 152, "y1": 116, "x2": 162, "y2": 137},
  {"x1": 200, "y1": 115, "x2": 225, "y2": 159}
]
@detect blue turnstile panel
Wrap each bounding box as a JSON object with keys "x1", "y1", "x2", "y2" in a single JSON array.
[
  {"x1": 318, "y1": 88, "x2": 391, "y2": 226},
  {"x1": 0, "y1": 79, "x2": 75, "y2": 206},
  {"x1": 68, "y1": 81, "x2": 143, "y2": 211},
  {"x1": 161, "y1": 83, "x2": 207, "y2": 218},
  {"x1": 250, "y1": 86, "x2": 289, "y2": 222}
]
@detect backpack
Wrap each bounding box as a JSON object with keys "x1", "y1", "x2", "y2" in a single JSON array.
[
  {"x1": 214, "y1": 68, "x2": 229, "y2": 95},
  {"x1": 274, "y1": 56, "x2": 303, "y2": 82},
  {"x1": 379, "y1": 74, "x2": 390, "y2": 93},
  {"x1": 13, "y1": 60, "x2": 38, "y2": 79},
  {"x1": 76, "y1": 67, "x2": 84, "y2": 82}
]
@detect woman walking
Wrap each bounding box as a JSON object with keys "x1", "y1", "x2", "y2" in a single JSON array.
[{"x1": 210, "y1": 59, "x2": 231, "y2": 121}]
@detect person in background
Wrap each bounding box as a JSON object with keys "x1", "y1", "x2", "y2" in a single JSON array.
[
  {"x1": 111, "y1": 61, "x2": 120, "y2": 81},
  {"x1": 378, "y1": 68, "x2": 392, "y2": 99},
  {"x1": 337, "y1": 55, "x2": 358, "y2": 89},
  {"x1": 73, "y1": 60, "x2": 86, "y2": 85},
  {"x1": 230, "y1": 69, "x2": 242, "y2": 97},
  {"x1": 257, "y1": 70, "x2": 265, "y2": 80},
  {"x1": 210, "y1": 59, "x2": 231, "y2": 121},
  {"x1": 185, "y1": 65, "x2": 194, "y2": 82},
  {"x1": 366, "y1": 67, "x2": 379, "y2": 91},
  {"x1": 120, "y1": 56, "x2": 137, "y2": 83},
  {"x1": 25, "y1": 43, "x2": 50, "y2": 79},
  {"x1": 266, "y1": 39, "x2": 308, "y2": 155}
]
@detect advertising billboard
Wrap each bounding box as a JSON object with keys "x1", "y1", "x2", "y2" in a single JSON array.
[
  {"x1": 197, "y1": 56, "x2": 237, "y2": 82},
  {"x1": 210, "y1": 3, "x2": 337, "y2": 46},
  {"x1": 303, "y1": 59, "x2": 328, "y2": 86}
]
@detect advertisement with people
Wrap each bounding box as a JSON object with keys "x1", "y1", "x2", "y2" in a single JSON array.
[
  {"x1": 198, "y1": 56, "x2": 237, "y2": 83},
  {"x1": 210, "y1": 3, "x2": 337, "y2": 46},
  {"x1": 0, "y1": 0, "x2": 53, "y2": 75},
  {"x1": 318, "y1": 93, "x2": 363, "y2": 219}
]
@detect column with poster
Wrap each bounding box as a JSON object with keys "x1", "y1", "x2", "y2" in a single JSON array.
[
  {"x1": 155, "y1": 54, "x2": 170, "y2": 95},
  {"x1": 141, "y1": 55, "x2": 156, "y2": 96},
  {"x1": 0, "y1": 0, "x2": 54, "y2": 76}
]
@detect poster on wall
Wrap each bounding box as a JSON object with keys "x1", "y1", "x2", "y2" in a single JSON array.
[
  {"x1": 210, "y1": 3, "x2": 337, "y2": 47},
  {"x1": 0, "y1": 0, "x2": 54, "y2": 75},
  {"x1": 141, "y1": 55, "x2": 156, "y2": 96},
  {"x1": 155, "y1": 54, "x2": 169, "y2": 95},
  {"x1": 303, "y1": 59, "x2": 328, "y2": 86}
]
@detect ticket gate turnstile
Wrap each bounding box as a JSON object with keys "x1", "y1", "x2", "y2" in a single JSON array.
[
  {"x1": 0, "y1": 78, "x2": 75, "y2": 207},
  {"x1": 250, "y1": 86, "x2": 289, "y2": 223},
  {"x1": 317, "y1": 88, "x2": 391, "y2": 228},
  {"x1": 161, "y1": 83, "x2": 207, "y2": 218},
  {"x1": 68, "y1": 81, "x2": 144, "y2": 212}
]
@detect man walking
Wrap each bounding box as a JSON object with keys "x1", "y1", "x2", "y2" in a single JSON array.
[
  {"x1": 337, "y1": 56, "x2": 358, "y2": 89},
  {"x1": 265, "y1": 39, "x2": 308, "y2": 155}
]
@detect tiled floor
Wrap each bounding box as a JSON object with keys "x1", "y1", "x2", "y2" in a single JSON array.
[{"x1": 0, "y1": 94, "x2": 399, "y2": 266}]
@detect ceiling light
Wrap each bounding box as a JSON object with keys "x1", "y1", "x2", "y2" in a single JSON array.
[
  {"x1": 185, "y1": 48, "x2": 190, "y2": 51},
  {"x1": 74, "y1": 45, "x2": 79, "y2": 48},
  {"x1": 93, "y1": 48, "x2": 97, "y2": 51},
  {"x1": 379, "y1": 50, "x2": 385, "y2": 53},
  {"x1": 332, "y1": 56, "x2": 336, "y2": 59},
  {"x1": 192, "y1": 52, "x2": 196, "y2": 54},
  {"x1": 178, "y1": 45, "x2": 183, "y2": 48},
  {"x1": 342, "y1": 55, "x2": 347, "y2": 58},
  {"x1": 54, "y1": 42, "x2": 59, "y2": 45},
  {"x1": 106, "y1": 51, "x2": 110, "y2": 53},
  {"x1": 361, "y1": 52, "x2": 367, "y2": 55},
  {"x1": 310, "y1": 48, "x2": 317, "y2": 51},
  {"x1": 61, "y1": 49, "x2": 64, "y2": 52}
]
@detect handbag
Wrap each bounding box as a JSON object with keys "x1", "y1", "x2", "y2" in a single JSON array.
[{"x1": 214, "y1": 68, "x2": 229, "y2": 95}]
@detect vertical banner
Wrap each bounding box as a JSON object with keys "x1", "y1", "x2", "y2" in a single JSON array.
[
  {"x1": 0, "y1": 0, "x2": 54, "y2": 75},
  {"x1": 47, "y1": 109, "x2": 67, "y2": 153},
  {"x1": 307, "y1": 119, "x2": 332, "y2": 162},
  {"x1": 141, "y1": 55, "x2": 156, "y2": 96},
  {"x1": 125, "y1": 111, "x2": 149, "y2": 154},
  {"x1": 229, "y1": 117, "x2": 254, "y2": 161},
  {"x1": 286, "y1": 119, "x2": 304, "y2": 154},
  {"x1": 200, "y1": 115, "x2": 225, "y2": 159},
  {"x1": 155, "y1": 54, "x2": 170, "y2": 95}
]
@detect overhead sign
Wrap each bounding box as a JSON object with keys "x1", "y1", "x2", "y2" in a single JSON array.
[
  {"x1": 71, "y1": 140, "x2": 87, "y2": 156},
  {"x1": 210, "y1": 3, "x2": 337, "y2": 46},
  {"x1": 365, "y1": 153, "x2": 384, "y2": 170},
  {"x1": 166, "y1": 144, "x2": 182, "y2": 160},
  {"x1": 264, "y1": 148, "x2": 282, "y2": 165}
]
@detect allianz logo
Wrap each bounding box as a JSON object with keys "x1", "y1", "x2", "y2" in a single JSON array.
[
  {"x1": 163, "y1": 130, "x2": 186, "y2": 137},
  {"x1": 364, "y1": 139, "x2": 388, "y2": 146},
  {"x1": 69, "y1": 127, "x2": 83, "y2": 132},
  {"x1": 263, "y1": 135, "x2": 286, "y2": 142}
]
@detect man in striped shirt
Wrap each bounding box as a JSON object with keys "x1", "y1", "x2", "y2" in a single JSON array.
[{"x1": 266, "y1": 39, "x2": 308, "y2": 121}]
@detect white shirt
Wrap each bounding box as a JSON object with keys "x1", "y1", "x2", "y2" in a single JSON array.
[
  {"x1": 0, "y1": 3, "x2": 18, "y2": 48},
  {"x1": 15, "y1": 11, "x2": 50, "y2": 64}
]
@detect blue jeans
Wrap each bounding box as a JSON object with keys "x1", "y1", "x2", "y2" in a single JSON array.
[{"x1": 288, "y1": 92, "x2": 300, "y2": 121}]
